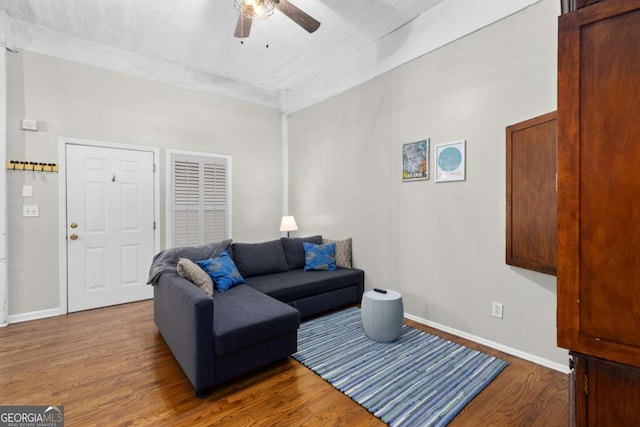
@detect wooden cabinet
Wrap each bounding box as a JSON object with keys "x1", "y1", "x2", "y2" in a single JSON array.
[
  {"x1": 557, "y1": 0, "x2": 640, "y2": 424},
  {"x1": 506, "y1": 112, "x2": 557, "y2": 275},
  {"x1": 557, "y1": 0, "x2": 640, "y2": 367},
  {"x1": 562, "y1": 0, "x2": 606, "y2": 14},
  {"x1": 576, "y1": 0, "x2": 607, "y2": 9},
  {"x1": 572, "y1": 354, "x2": 640, "y2": 426}
]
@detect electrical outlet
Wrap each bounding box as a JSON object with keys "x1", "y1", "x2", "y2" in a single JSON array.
[
  {"x1": 492, "y1": 302, "x2": 504, "y2": 319},
  {"x1": 23, "y1": 205, "x2": 39, "y2": 217}
]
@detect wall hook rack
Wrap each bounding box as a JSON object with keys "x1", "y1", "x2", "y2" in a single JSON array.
[{"x1": 7, "y1": 160, "x2": 58, "y2": 172}]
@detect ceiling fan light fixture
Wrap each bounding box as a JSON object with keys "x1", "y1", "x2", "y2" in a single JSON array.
[{"x1": 234, "y1": 0, "x2": 275, "y2": 20}]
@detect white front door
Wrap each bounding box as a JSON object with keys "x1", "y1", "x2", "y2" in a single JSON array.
[{"x1": 66, "y1": 144, "x2": 155, "y2": 312}]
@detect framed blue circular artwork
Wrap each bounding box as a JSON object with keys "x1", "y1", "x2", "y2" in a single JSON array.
[{"x1": 435, "y1": 140, "x2": 466, "y2": 182}]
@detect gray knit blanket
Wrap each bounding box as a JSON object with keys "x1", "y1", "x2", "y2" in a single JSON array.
[{"x1": 146, "y1": 239, "x2": 232, "y2": 285}]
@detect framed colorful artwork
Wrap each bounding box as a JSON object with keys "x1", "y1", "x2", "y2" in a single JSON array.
[
  {"x1": 435, "y1": 140, "x2": 466, "y2": 182},
  {"x1": 402, "y1": 139, "x2": 429, "y2": 182}
]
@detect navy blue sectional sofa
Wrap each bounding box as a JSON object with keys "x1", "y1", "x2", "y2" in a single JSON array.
[{"x1": 152, "y1": 236, "x2": 364, "y2": 396}]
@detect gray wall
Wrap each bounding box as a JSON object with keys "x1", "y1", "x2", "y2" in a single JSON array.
[
  {"x1": 7, "y1": 51, "x2": 282, "y2": 316},
  {"x1": 288, "y1": 0, "x2": 567, "y2": 366}
]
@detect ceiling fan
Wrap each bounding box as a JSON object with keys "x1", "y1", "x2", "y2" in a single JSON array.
[{"x1": 233, "y1": 0, "x2": 321, "y2": 39}]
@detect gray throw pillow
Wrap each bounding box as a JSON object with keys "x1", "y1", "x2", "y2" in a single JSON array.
[
  {"x1": 176, "y1": 258, "x2": 214, "y2": 296},
  {"x1": 322, "y1": 238, "x2": 352, "y2": 269}
]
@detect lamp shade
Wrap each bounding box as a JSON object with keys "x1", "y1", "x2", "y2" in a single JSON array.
[{"x1": 279, "y1": 216, "x2": 298, "y2": 232}]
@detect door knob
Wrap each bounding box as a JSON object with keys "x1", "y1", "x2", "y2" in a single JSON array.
[
  {"x1": 70, "y1": 223, "x2": 78, "y2": 229},
  {"x1": 69, "y1": 234, "x2": 78, "y2": 240}
]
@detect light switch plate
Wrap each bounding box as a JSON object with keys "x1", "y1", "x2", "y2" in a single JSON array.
[
  {"x1": 21, "y1": 119, "x2": 38, "y2": 131},
  {"x1": 22, "y1": 185, "x2": 33, "y2": 197}
]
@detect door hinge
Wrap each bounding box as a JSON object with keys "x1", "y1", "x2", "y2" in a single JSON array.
[
  {"x1": 153, "y1": 221, "x2": 156, "y2": 230},
  {"x1": 583, "y1": 373, "x2": 589, "y2": 395},
  {"x1": 153, "y1": 163, "x2": 156, "y2": 173}
]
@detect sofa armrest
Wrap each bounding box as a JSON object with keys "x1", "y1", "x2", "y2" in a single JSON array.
[
  {"x1": 352, "y1": 267, "x2": 365, "y2": 299},
  {"x1": 153, "y1": 273, "x2": 214, "y2": 393}
]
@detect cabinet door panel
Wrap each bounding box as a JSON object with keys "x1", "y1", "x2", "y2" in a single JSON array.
[
  {"x1": 506, "y1": 112, "x2": 557, "y2": 275},
  {"x1": 591, "y1": 358, "x2": 640, "y2": 425},
  {"x1": 579, "y1": 8, "x2": 640, "y2": 349},
  {"x1": 573, "y1": 354, "x2": 640, "y2": 426},
  {"x1": 557, "y1": 0, "x2": 640, "y2": 366}
]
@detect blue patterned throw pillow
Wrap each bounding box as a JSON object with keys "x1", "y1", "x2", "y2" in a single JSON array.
[
  {"x1": 197, "y1": 250, "x2": 245, "y2": 292},
  {"x1": 303, "y1": 242, "x2": 337, "y2": 271}
]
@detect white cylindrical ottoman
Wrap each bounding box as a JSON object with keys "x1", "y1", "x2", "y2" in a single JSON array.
[{"x1": 361, "y1": 289, "x2": 404, "y2": 342}]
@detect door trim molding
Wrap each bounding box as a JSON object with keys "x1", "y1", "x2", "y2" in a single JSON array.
[{"x1": 58, "y1": 137, "x2": 160, "y2": 314}]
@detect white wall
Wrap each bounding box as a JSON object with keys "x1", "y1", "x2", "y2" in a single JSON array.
[
  {"x1": 0, "y1": 45, "x2": 7, "y2": 326},
  {"x1": 6, "y1": 51, "x2": 282, "y2": 318},
  {"x1": 4, "y1": 0, "x2": 568, "y2": 369},
  {"x1": 288, "y1": 0, "x2": 567, "y2": 367}
]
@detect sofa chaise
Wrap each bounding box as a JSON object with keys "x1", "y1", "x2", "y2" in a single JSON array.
[{"x1": 149, "y1": 236, "x2": 364, "y2": 396}]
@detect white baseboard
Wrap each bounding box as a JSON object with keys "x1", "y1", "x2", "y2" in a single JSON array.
[
  {"x1": 7, "y1": 307, "x2": 64, "y2": 324},
  {"x1": 404, "y1": 312, "x2": 570, "y2": 374}
]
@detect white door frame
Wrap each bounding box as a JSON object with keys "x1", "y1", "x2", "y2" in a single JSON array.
[{"x1": 58, "y1": 137, "x2": 160, "y2": 314}]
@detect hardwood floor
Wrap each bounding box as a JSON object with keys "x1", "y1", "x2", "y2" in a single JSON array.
[{"x1": 0, "y1": 300, "x2": 568, "y2": 426}]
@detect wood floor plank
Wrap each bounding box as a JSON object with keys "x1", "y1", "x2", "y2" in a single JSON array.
[{"x1": 0, "y1": 300, "x2": 568, "y2": 426}]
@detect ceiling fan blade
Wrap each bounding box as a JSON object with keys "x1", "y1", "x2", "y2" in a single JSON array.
[
  {"x1": 274, "y1": 0, "x2": 320, "y2": 33},
  {"x1": 234, "y1": 10, "x2": 253, "y2": 38}
]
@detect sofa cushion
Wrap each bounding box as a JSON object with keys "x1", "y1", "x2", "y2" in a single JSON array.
[
  {"x1": 176, "y1": 258, "x2": 214, "y2": 296},
  {"x1": 280, "y1": 235, "x2": 323, "y2": 270},
  {"x1": 322, "y1": 237, "x2": 353, "y2": 269},
  {"x1": 304, "y1": 242, "x2": 337, "y2": 271},
  {"x1": 245, "y1": 268, "x2": 363, "y2": 302},
  {"x1": 231, "y1": 240, "x2": 289, "y2": 278},
  {"x1": 197, "y1": 251, "x2": 245, "y2": 292},
  {"x1": 213, "y1": 285, "x2": 299, "y2": 356}
]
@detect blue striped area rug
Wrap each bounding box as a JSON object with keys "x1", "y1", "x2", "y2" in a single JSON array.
[{"x1": 292, "y1": 307, "x2": 508, "y2": 427}]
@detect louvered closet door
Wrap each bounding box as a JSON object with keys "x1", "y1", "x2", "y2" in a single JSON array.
[
  {"x1": 202, "y1": 162, "x2": 228, "y2": 243},
  {"x1": 171, "y1": 153, "x2": 229, "y2": 247},
  {"x1": 173, "y1": 159, "x2": 200, "y2": 247}
]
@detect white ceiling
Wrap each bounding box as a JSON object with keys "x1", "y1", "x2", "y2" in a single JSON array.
[{"x1": 0, "y1": 0, "x2": 542, "y2": 112}]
